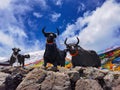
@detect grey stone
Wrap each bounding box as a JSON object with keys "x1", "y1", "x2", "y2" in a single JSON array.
[
  {"x1": 41, "y1": 71, "x2": 71, "y2": 90},
  {"x1": 103, "y1": 71, "x2": 120, "y2": 89},
  {"x1": 112, "y1": 84, "x2": 120, "y2": 90},
  {"x1": 83, "y1": 67, "x2": 106, "y2": 79},
  {"x1": 16, "y1": 68, "x2": 47, "y2": 90},
  {"x1": 75, "y1": 79, "x2": 103, "y2": 90},
  {"x1": 0, "y1": 72, "x2": 9, "y2": 90},
  {"x1": 66, "y1": 70, "x2": 80, "y2": 82}
]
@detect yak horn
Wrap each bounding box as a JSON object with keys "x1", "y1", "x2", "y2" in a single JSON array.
[
  {"x1": 42, "y1": 27, "x2": 46, "y2": 34},
  {"x1": 76, "y1": 37, "x2": 80, "y2": 45},
  {"x1": 56, "y1": 28, "x2": 60, "y2": 36},
  {"x1": 64, "y1": 38, "x2": 68, "y2": 46}
]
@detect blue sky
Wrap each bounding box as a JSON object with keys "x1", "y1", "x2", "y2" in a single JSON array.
[{"x1": 0, "y1": 0, "x2": 120, "y2": 57}]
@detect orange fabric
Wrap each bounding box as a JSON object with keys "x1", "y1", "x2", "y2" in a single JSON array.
[
  {"x1": 70, "y1": 50, "x2": 79, "y2": 57},
  {"x1": 46, "y1": 41, "x2": 53, "y2": 44}
]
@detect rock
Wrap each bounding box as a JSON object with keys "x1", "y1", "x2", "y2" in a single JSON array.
[
  {"x1": 112, "y1": 76, "x2": 120, "y2": 86},
  {"x1": 104, "y1": 72, "x2": 118, "y2": 86},
  {"x1": 71, "y1": 67, "x2": 108, "y2": 79},
  {"x1": 71, "y1": 66, "x2": 85, "y2": 77},
  {"x1": 0, "y1": 66, "x2": 13, "y2": 74},
  {"x1": 41, "y1": 71, "x2": 71, "y2": 90},
  {"x1": 72, "y1": 66, "x2": 85, "y2": 72},
  {"x1": 112, "y1": 84, "x2": 120, "y2": 90},
  {"x1": 0, "y1": 84, "x2": 5, "y2": 90},
  {"x1": 0, "y1": 72, "x2": 10, "y2": 90},
  {"x1": 110, "y1": 71, "x2": 120, "y2": 87},
  {"x1": 0, "y1": 66, "x2": 119, "y2": 90},
  {"x1": 5, "y1": 73, "x2": 23, "y2": 90},
  {"x1": 66, "y1": 71, "x2": 79, "y2": 82},
  {"x1": 75, "y1": 79, "x2": 103, "y2": 90},
  {"x1": 16, "y1": 68, "x2": 47, "y2": 90},
  {"x1": 65, "y1": 70, "x2": 79, "y2": 90},
  {"x1": 0, "y1": 66, "x2": 31, "y2": 75},
  {"x1": 0, "y1": 66, "x2": 32, "y2": 90},
  {"x1": 103, "y1": 71, "x2": 120, "y2": 89},
  {"x1": 58, "y1": 67, "x2": 70, "y2": 73},
  {"x1": 47, "y1": 67, "x2": 59, "y2": 72},
  {"x1": 82, "y1": 67, "x2": 107, "y2": 79}
]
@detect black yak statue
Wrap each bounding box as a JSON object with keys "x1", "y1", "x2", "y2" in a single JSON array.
[
  {"x1": 64, "y1": 37, "x2": 101, "y2": 68},
  {"x1": 42, "y1": 27, "x2": 67, "y2": 68}
]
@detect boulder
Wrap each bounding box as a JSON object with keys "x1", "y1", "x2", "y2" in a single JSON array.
[
  {"x1": 0, "y1": 66, "x2": 31, "y2": 75},
  {"x1": 0, "y1": 66, "x2": 119, "y2": 90},
  {"x1": 66, "y1": 70, "x2": 79, "y2": 82},
  {"x1": 75, "y1": 79, "x2": 103, "y2": 90},
  {"x1": 5, "y1": 73, "x2": 23, "y2": 90},
  {"x1": 16, "y1": 68, "x2": 47, "y2": 90},
  {"x1": 112, "y1": 84, "x2": 120, "y2": 90},
  {"x1": 104, "y1": 71, "x2": 120, "y2": 89},
  {"x1": 82, "y1": 67, "x2": 107, "y2": 79},
  {"x1": 58, "y1": 67, "x2": 70, "y2": 73},
  {"x1": 0, "y1": 72, "x2": 10, "y2": 90},
  {"x1": 41, "y1": 71, "x2": 71, "y2": 90}
]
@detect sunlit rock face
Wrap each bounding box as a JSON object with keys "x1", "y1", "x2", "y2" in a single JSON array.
[{"x1": 0, "y1": 66, "x2": 120, "y2": 90}]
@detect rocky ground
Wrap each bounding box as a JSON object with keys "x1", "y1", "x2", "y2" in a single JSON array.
[{"x1": 0, "y1": 66, "x2": 120, "y2": 90}]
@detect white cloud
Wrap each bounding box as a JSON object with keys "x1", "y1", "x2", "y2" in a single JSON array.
[
  {"x1": 0, "y1": 31, "x2": 14, "y2": 46},
  {"x1": 0, "y1": 0, "x2": 42, "y2": 57},
  {"x1": 77, "y1": 3, "x2": 85, "y2": 13},
  {"x1": 34, "y1": 0, "x2": 48, "y2": 10},
  {"x1": 12, "y1": 4, "x2": 32, "y2": 15},
  {"x1": 12, "y1": 0, "x2": 48, "y2": 12},
  {"x1": 50, "y1": 12, "x2": 61, "y2": 22},
  {"x1": 33, "y1": 12, "x2": 43, "y2": 18},
  {"x1": 56, "y1": 0, "x2": 63, "y2": 6},
  {"x1": 0, "y1": 25, "x2": 42, "y2": 57},
  {"x1": 0, "y1": 0, "x2": 11, "y2": 9},
  {"x1": 39, "y1": 0, "x2": 48, "y2": 9},
  {"x1": 52, "y1": 0, "x2": 63, "y2": 6},
  {"x1": 61, "y1": 0, "x2": 120, "y2": 51}
]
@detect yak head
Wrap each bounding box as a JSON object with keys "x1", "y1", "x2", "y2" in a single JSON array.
[
  {"x1": 42, "y1": 27, "x2": 59, "y2": 44},
  {"x1": 64, "y1": 37, "x2": 80, "y2": 56},
  {"x1": 12, "y1": 48, "x2": 21, "y2": 55}
]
